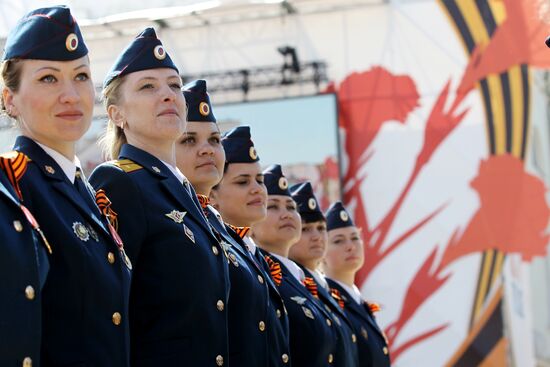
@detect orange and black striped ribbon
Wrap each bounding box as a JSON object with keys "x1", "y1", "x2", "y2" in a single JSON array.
[
  {"x1": 0, "y1": 151, "x2": 28, "y2": 200},
  {"x1": 367, "y1": 301, "x2": 381, "y2": 314},
  {"x1": 95, "y1": 189, "x2": 119, "y2": 230},
  {"x1": 228, "y1": 225, "x2": 251, "y2": 239},
  {"x1": 264, "y1": 255, "x2": 283, "y2": 286},
  {"x1": 197, "y1": 194, "x2": 209, "y2": 209},
  {"x1": 303, "y1": 277, "x2": 319, "y2": 299},
  {"x1": 330, "y1": 288, "x2": 345, "y2": 309}
]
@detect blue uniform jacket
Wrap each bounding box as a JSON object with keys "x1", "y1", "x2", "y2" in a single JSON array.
[
  {"x1": 301, "y1": 268, "x2": 360, "y2": 367},
  {"x1": 260, "y1": 249, "x2": 338, "y2": 367},
  {"x1": 0, "y1": 169, "x2": 49, "y2": 367},
  {"x1": 206, "y1": 211, "x2": 291, "y2": 367},
  {"x1": 14, "y1": 136, "x2": 131, "y2": 367},
  {"x1": 89, "y1": 144, "x2": 230, "y2": 367},
  {"x1": 326, "y1": 279, "x2": 391, "y2": 367}
]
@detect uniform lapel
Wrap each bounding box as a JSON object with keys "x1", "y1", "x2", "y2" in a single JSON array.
[
  {"x1": 14, "y1": 136, "x2": 109, "y2": 236},
  {"x1": 329, "y1": 280, "x2": 386, "y2": 339},
  {"x1": 302, "y1": 267, "x2": 351, "y2": 325},
  {"x1": 276, "y1": 258, "x2": 333, "y2": 320},
  {"x1": 119, "y1": 144, "x2": 215, "y2": 239}
]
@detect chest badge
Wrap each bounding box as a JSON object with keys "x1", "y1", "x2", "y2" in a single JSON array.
[
  {"x1": 183, "y1": 223, "x2": 195, "y2": 243},
  {"x1": 165, "y1": 210, "x2": 186, "y2": 223},
  {"x1": 73, "y1": 222, "x2": 90, "y2": 241}
]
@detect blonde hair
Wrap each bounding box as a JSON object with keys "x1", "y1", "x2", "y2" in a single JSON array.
[
  {"x1": 0, "y1": 59, "x2": 23, "y2": 119},
  {"x1": 98, "y1": 76, "x2": 127, "y2": 160}
]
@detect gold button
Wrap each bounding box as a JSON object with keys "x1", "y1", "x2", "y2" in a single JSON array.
[
  {"x1": 216, "y1": 300, "x2": 225, "y2": 311},
  {"x1": 351, "y1": 334, "x2": 357, "y2": 343},
  {"x1": 326, "y1": 318, "x2": 332, "y2": 327},
  {"x1": 112, "y1": 312, "x2": 122, "y2": 326},
  {"x1": 25, "y1": 285, "x2": 35, "y2": 300},
  {"x1": 259, "y1": 321, "x2": 266, "y2": 331},
  {"x1": 282, "y1": 354, "x2": 289, "y2": 364},
  {"x1": 107, "y1": 252, "x2": 115, "y2": 264},
  {"x1": 276, "y1": 309, "x2": 282, "y2": 318},
  {"x1": 383, "y1": 346, "x2": 389, "y2": 355},
  {"x1": 22, "y1": 357, "x2": 32, "y2": 367},
  {"x1": 328, "y1": 354, "x2": 334, "y2": 363},
  {"x1": 257, "y1": 275, "x2": 264, "y2": 284},
  {"x1": 13, "y1": 220, "x2": 23, "y2": 232},
  {"x1": 212, "y1": 246, "x2": 219, "y2": 255},
  {"x1": 216, "y1": 355, "x2": 224, "y2": 366}
]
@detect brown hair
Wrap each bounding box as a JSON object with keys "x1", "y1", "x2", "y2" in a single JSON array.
[
  {"x1": 98, "y1": 76, "x2": 127, "y2": 160},
  {"x1": 0, "y1": 59, "x2": 23, "y2": 118}
]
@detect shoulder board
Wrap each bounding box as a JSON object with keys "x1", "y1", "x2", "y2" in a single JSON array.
[{"x1": 111, "y1": 159, "x2": 142, "y2": 173}]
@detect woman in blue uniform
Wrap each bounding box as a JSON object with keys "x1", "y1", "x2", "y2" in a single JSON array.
[
  {"x1": 324, "y1": 201, "x2": 391, "y2": 367},
  {"x1": 176, "y1": 81, "x2": 290, "y2": 366},
  {"x1": 0, "y1": 160, "x2": 48, "y2": 367},
  {"x1": 251, "y1": 164, "x2": 339, "y2": 367},
  {"x1": 289, "y1": 182, "x2": 359, "y2": 367},
  {"x1": 89, "y1": 30, "x2": 230, "y2": 366},
  {"x1": 1, "y1": 6, "x2": 131, "y2": 366}
]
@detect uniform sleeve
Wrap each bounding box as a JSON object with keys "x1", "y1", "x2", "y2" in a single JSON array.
[{"x1": 89, "y1": 164, "x2": 147, "y2": 263}]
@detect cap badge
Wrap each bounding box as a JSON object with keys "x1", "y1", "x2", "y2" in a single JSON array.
[
  {"x1": 308, "y1": 198, "x2": 317, "y2": 210},
  {"x1": 153, "y1": 45, "x2": 166, "y2": 60},
  {"x1": 65, "y1": 33, "x2": 78, "y2": 52},
  {"x1": 199, "y1": 102, "x2": 210, "y2": 116},
  {"x1": 73, "y1": 222, "x2": 90, "y2": 241},
  {"x1": 278, "y1": 177, "x2": 288, "y2": 190},
  {"x1": 249, "y1": 146, "x2": 257, "y2": 160},
  {"x1": 340, "y1": 210, "x2": 349, "y2": 222}
]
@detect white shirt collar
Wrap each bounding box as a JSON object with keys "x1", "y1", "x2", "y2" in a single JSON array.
[
  {"x1": 307, "y1": 268, "x2": 329, "y2": 290},
  {"x1": 271, "y1": 253, "x2": 305, "y2": 283},
  {"x1": 243, "y1": 235, "x2": 258, "y2": 255},
  {"x1": 36, "y1": 142, "x2": 79, "y2": 183},
  {"x1": 334, "y1": 279, "x2": 362, "y2": 305},
  {"x1": 160, "y1": 160, "x2": 187, "y2": 186}
]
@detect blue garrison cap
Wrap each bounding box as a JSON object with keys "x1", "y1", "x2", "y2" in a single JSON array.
[
  {"x1": 3, "y1": 6, "x2": 88, "y2": 61},
  {"x1": 325, "y1": 201, "x2": 354, "y2": 231},
  {"x1": 183, "y1": 79, "x2": 216, "y2": 122},
  {"x1": 104, "y1": 27, "x2": 178, "y2": 88},
  {"x1": 290, "y1": 182, "x2": 325, "y2": 223},
  {"x1": 264, "y1": 164, "x2": 290, "y2": 196},
  {"x1": 221, "y1": 126, "x2": 259, "y2": 164}
]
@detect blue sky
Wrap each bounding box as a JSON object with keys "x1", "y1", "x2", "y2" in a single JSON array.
[{"x1": 215, "y1": 93, "x2": 339, "y2": 167}]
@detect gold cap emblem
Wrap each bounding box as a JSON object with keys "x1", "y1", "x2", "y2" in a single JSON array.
[
  {"x1": 199, "y1": 102, "x2": 210, "y2": 116},
  {"x1": 278, "y1": 177, "x2": 288, "y2": 190},
  {"x1": 66, "y1": 33, "x2": 78, "y2": 51},
  {"x1": 249, "y1": 146, "x2": 257, "y2": 160},
  {"x1": 340, "y1": 210, "x2": 349, "y2": 222},
  {"x1": 308, "y1": 198, "x2": 317, "y2": 210},
  {"x1": 153, "y1": 45, "x2": 166, "y2": 60}
]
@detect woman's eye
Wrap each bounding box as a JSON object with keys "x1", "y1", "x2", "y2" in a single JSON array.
[
  {"x1": 235, "y1": 180, "x2": 248, "y2": 186},
  {"x1": 256, "y1": 178, "x2": 264, "y2": 185},
  {"x1": 140, "y1": 83, "x2": 154, "y2": 90},
  {"x1": 170, "y1": 83, "x2": 182, "y2": 89},
  {"x1": 39, "y1": 75, "x2": 57, "y2": 83},
  {"x1": 209, "y1": 137, "x2": 221, "y2": 144},
  {"x1": 75, "y1": 72, "x2": 89, "y2": 81},
  {"x1": 287, "y1": 205, "x2": 296, "y2": 211},
  {"x1": 181, "y1": 137, "x2": 195, "y2": 144},
  {"x1": 333, "y1": 239, "x2": 343, "y2": 245},
  {"x1": 302, "y1": 227, "x2": 311, "y2": 232},
  {"x1": 267, "y1": 205, "x2": 278, "y2": 210}
]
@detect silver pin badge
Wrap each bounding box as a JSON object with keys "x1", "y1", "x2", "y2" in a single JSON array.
[
  {"x1": 73, "y1": 222, "x2": 90, "y2": 241},
  {"x1": 165, "y1": 210, "x2": 186, "y2": 223},
  {"x1": 183, "y1": 224, "x2": 195, "y2": 243}
]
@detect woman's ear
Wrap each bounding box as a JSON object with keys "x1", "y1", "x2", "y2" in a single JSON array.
[
  {"x1": 107, "y1": 104, "x2": 125, "y2": 129},
  {"x1": 2, "y1": 87, "x2": 19, "y2": 117}
]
